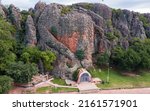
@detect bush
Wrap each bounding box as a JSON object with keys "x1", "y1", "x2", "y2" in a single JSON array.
[
  {"x1": 51, "y1": 26, "x2": 58, "y2": 37},
  {"x1": 82, "y1": 4, "x2": 93, "y2": 10},
  {"x1": 106, "y1": 32, "x2": 117, "y2": 40},
  {"x1": 111, "y1": 47, "x2": 141, "y2": 71},
  {"x1": 5, "y1": 62, "x2": 38, "y2": 84},
  {"x1": 0, "y1": 75, "x2": 13, "y2": 94},
  {"x1": 61, "y1": 6, "x2": 72, "y2": 15},
  {"x1": 112, "y1": 9, "x2": 123, "y2": 19},
  {"x1": 97, "y1": 52, "x2": 109, "y2": 66},
  {"x1": 75, "y1": 49, "x2": 85, "y2": 61},
  {"x1": 72, "y1": 69, "x2": 79, "y2": 81},
  {"x1": 21, "y1": 47, "x2": 56, "y2": 72},
  {"x1": 139, "y1": 15, "x2": 150, "y2": 28}
]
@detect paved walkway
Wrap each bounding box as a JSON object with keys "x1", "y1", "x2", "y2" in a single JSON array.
[{"x1": 77, "y1": 82, "x2": 99, "y2": 93}]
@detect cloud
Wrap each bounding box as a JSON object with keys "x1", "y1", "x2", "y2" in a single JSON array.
[{"x1": 1, "y1": 0, "x2": 150, "y2": 13}]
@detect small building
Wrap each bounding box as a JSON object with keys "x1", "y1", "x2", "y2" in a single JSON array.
[{"x1": 77, "y1": 68, "x2": 92, "y2": 84}]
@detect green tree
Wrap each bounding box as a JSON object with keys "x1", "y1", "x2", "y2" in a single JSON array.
[
  {"x1": 40, "y1": 50, "x2": 56, "y2": 71},
  {"x1": 21, "y1": 47, "x2": 56, "y2": 72},
  {"x1": 0, "y1": 18, "x2": 16, "y2": 40},
  {"x1": 0, "y1": 40, "x2": 16, "y2": 73},
  {"x1": 122, "y1": 49, "x2": 141, "y2": 71},
  {"x1": 75, "y1": 49, "x2": 85, "y2": 66},
  {"x1": 75, "y1": 50, "x2": 85, "y2": 61},
  {"x1": 97, "y1": 52, "x2": 109, "y2": 66},
  {"x1": 0, "y1": 75, "x2": 13, "y2": 94},
  {"x1": 111, "y1": 47, "x2": 141, "y2": 71},
  {"x1": 5, "y1": 62, "x2": 38, "y2": 84}
]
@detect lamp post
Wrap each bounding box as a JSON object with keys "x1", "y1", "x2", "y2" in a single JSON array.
[
  {"x1": 106, "y1": 63, "x2": 109, "y2": 83},
  {"x1": 107, "y1": 63, "x2": 111, "y2": 83}
]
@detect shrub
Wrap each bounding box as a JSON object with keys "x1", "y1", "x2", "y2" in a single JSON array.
[
  {"x1": 61, "y1": 6, "x2": 72, "y2": 15},
  {"x1": 82, "y1": 4, "x2": 93, "y2": 10},
  {"x1": 97, "y1": 52, "x2": 110, "y2": 66},
  {"x1": 5, "y1": 62, "x2": 38, "y2": 84},
  {"x1": 72, "y1": 69, "x2": 79, "y2": 81},
  {"x1": 106, "y1": 32, "x2": 117, "y2": 40},
  {"x1": 51, "y1": 26, "x2": 58, "y2": 37},
  {"x1": 0, "y1": 75, "x2": 13, "y2": 94},
  {"x1": 75, "y1": 49, "x2": 85, "y2": 61},
  {"x1": 139, "y1": 15, "x2": 150, "y2": 28}
]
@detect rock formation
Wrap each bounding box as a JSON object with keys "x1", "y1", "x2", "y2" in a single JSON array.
[
  {"x1": 2, "y1": 2, "x2": 150, "y2": 79},
  {"x1": 0, "y1": 5, "x2": 6, "y2": 18},
  {"x1": 25, "y1": 15, "x2": 37, "y2": 46},
  {"x1": 8, "y1": 4, "x2": 22, "y2": 29}
]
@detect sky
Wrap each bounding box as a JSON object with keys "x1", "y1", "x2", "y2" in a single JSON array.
[{"x1": 1, "y1": 0, "x2": 150, "y2": 13}]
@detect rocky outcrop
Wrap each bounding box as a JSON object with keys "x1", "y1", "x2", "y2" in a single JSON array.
[
  {"x1": 34, "y1": 1, "x2": 46, "y2": 24},
  {"x1": 32, "y1": 2, "x2": 150, "y2": 78},
  {"x1": 25, "y1": 15, "x2": 37, "y2": 46},
  {"x1": 0, "y1": 5, "x2": 6, "y2": 18},
  {"x1": 112, "y1": 9, "x2": 146, "y2": 39},
  {"x1": 4, "y1": 2, "x2": 150, "y2": 78},
  {"x1": 8, "y1": 4, "x2": 22, "y2": 29}
]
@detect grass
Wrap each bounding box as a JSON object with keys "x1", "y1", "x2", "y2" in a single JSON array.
[
  {"x1": 51, "y1": 78, "x2": 67, "y2": 86},
  {"x1": 36, "y1": 86, "x2": 78, "y2": 94},
  {"x1": 89, "y1": 68, "x2": 150, "y2": 89}
]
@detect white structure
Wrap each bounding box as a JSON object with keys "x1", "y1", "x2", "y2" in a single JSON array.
[{"x1": 77, "y1": 68, "x2": 92, "y2": 84}]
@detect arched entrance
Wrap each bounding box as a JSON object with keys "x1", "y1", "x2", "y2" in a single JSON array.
[
  {"x1": 80, "y1": 73, "x2": 91, "y2": 82},
  {"x1": 77, "y1": 68, "x2": 92, "y2": 84}
]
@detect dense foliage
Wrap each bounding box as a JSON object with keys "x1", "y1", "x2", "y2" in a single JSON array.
[
  {"x1": 0, "y1": 17, "x2": 56, "y2": 90},
  {"x1": 75, "y1": 49, "x2": 85, "y2": 61},
  {"x1": 97, "y1": 52, "x2": 109, "y2": 66},
  {"x1": 0, "y1": 76, "x2": 13, "y2": 94},
  {"x1": 111, "y1": 39, "x2": 150, "y2": 71},
  {"x1": 5, "y1": 62, "x2": 38, "y2": 83},
  {"x1": 21, "y1": 47, "x2": 56, "y2": 71}
]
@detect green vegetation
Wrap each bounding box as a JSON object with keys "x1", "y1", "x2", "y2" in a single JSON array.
[
  {"x1": 90, "y1": 68, "x2": 150, "y2": 89},
  {"x1": 0, "y1": 18, "x2": 16, "y2": 40},
  {"x1": 5, "y1": 62, "x2": 38, "y2": 84},
  {"x1": 106, "y1": 20, "x2": 112, "y2": 27},
  {"x1": 97, "y1": 52, "x2": 109, "y2": 66},
  {"x1": 50, "y1": 26, "x2": 58, "y2": 37},
  {"x1": 111, "y1": 39, "x2": 150, "y2": 71},
  {"x1": 106, "y1": 32, "x2": 117, "y2": 40},
  {"x1": 0, "y1": 17, "x2": 56, "y2": 92},
  {"x1": 0, "y1": 75, "x2": 13, "y2": 94},
  {"x1": 113, "y1": 29, "x2": 121, "y2": 38},
  {"x1": 112, "y1": 9, "x2": 123, "y2": 19},
  {"x1": 139, "y1": 15, "x2": 150, "y2": 28},
  {"x1": 21, "y1": 47, "x2": 56, "y2": 72},
  {"x1": 75, "y1": 49, "x2": 85, "y2": 61},
  {"x1": 139, "y1": 15, "x2": 150, "y2": 37},
  {"x1": 36, "y1": 86, "x2": 78, "y2": 94},
  {"x1": 61, "y1": 6, "x2": 72, "y2": 15},
  {"x1": 52, "y1": 78, "x2": 67, "y2": 86},
  {"x1": 72, "y1": 69, "x2": 80, "y2": 81},
  {"x1": 75, "y1": 49, "x2": 85, "y2": 67},
  {"x1": 82, "y1": 3, "x2": 93, "y2": 10}
]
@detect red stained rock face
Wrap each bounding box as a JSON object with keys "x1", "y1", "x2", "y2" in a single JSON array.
[{"x1": 56, "y1": 32, "x2": 79, "y2": 53}]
